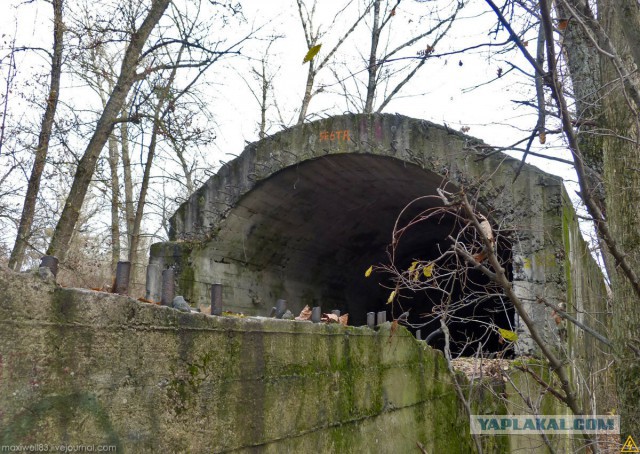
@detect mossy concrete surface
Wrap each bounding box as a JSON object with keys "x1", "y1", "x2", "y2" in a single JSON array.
[
  {"x1": 1, "y1": 267, "x2": 481, "y2": 453},
  {"x1": 150, "y1": 113, "x2": 608, "y2": 359}
]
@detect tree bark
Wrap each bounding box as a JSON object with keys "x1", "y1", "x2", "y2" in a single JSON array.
[
  {"x1": 297, "y1": 61, "x2": 316, "y2": 124},
  {"x1": 107, "y1": 133, "x2": 121, "y2": 272},
  {"x1": 120, "y1": 120, "x2": 135, "y2": 254},
  {"x1": 599, "y1": 0, "x2": 640, "y2": 433},
  {"x1": 364, "y1": 0, "x2": 381, "y2": 114},
  {"x1": 127, "y1": 115, "x2": 159, "y2": 274},
  {"x1": 9, "y1": 0, "x2": 64, "y2": 270},
  {"x1": 47, "y1": 0, "x2": 171, "y2": 262},
  {"x1": 558, "y1": 0, "x2": 604, "y2": 174}
]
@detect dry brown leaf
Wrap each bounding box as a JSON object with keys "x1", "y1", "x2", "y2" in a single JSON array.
[
  {"x1": 137, "y1": 297, "x2": 158, "y2": 304},
  {"x1": 472, "y1": 251, "x2": 487, "y2": 263},
  {"x1": 388, "y1": 319, "x2": 399, "y2": 343},
  {"x1": 339, "y1": 314, "x2": 349, "y2": 326},
  {"x1": 323, "y1": 313, "x2": 340, "y2": 323},
  {"x1": 539, "y1": 131, "x2": 546, "y2": 144},
  {"x1": 477, "y1": 214, "x2": 494, "y2": 243},
  {"x1": 295, "y1": 305, "x2": 312, "y2": 321}
]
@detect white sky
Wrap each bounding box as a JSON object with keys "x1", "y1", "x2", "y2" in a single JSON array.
[{"x1": 1, "y1": 0, "x2": 590, "y2": 255}]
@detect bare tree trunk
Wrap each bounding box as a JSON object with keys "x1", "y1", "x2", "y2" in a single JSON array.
[
  {"x1": 120, "y1": 120, "x2": 135, "y2": 254},
  {"x1": 107, "y1": 133, "x2": 120, "y2": 272},
  {"x1": 128, "y1": 52, "x2": 181, "y2": 279},
  {"x1": 127, "y1": 113, "x2": 159, "y2": 273},
  {"x1": 47, "y1": 0, "x2": 171, "y2": 262},
  {"x1": 599, "y1": 0, "x2": 640, "y2": 434},
  {"x1": 297, "y1": 61, "x2": 316, "y2": 124},
  {"x1": 259, "y1": 59, "x2": 268, "y2": 138},
  {"x1": 364, "y1": 0, "x2": 381, "y2": 114},
  {"x1": 172, "y1": 142, "x2": 194, "y2": 194},
  {"x1": 9, "y1": 0, "x2": 64, "y2": 270},
  {"x1": 0, "y1": 36, "x2": 17, "y2": 157},
  {"x1": 295, "y1": 0, "x2": 371, "y2": 124},
  {"x1": 558, "y1": 0, "x2": 608, "y2": 216}
]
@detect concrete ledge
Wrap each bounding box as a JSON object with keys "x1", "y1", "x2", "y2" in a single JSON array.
[{"x1": 0, "y1": 267, "x2": 479, "y2": 453}]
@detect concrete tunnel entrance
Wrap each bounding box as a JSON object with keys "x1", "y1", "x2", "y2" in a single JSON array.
[{"x1": 221, "y1": 153, "x2": 515, "y2": 356}]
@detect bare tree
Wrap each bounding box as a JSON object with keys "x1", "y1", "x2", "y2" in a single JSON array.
[
  {"x1": 9, "y1": 0, "x2": 64, "y2": 271},
  {"x1": 46, "y1": 0, "x2": 172, "y2": 262},
  {"x1": 295, "y1": 0, "x2": 373, "y2": 124},
  {"x1": 478, "y1": 0, "x2": 640, "y2": 432},
  {"x1": 376, "y1": 187, "x2": 607, "y2": 451},
  {"x1": 362, "y1": 0, "x2": 463, "y2": 113},
  {"x1": 239, "y1": 39, "x2": 281, "y2": 138}
]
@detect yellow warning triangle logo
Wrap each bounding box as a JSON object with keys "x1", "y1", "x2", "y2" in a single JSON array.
[{"x1": 621, "y1": 435, "x2": 640, "y2": 453}]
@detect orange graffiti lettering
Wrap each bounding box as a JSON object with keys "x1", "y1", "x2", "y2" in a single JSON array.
[{"x1": 319, "y1": 129, "x2": 350, "y2": 142}]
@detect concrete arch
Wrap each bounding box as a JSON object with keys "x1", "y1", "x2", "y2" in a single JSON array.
[
  {"x1": 150, "y1": 113, "x2": 606, "y2": 355},
  {"x1": 168, "y1": 113, "x2": 545, "y2": 241}
]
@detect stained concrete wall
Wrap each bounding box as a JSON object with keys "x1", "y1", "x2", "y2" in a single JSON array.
[
  {"x1": 0, "y1": 267, "x2": 495, "y2": 453},
  {"x1": 149, "y1": 113, "x2": 608, "y2": 357}
]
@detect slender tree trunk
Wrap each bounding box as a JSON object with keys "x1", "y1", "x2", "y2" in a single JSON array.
[
  {"x1": 297, "y1": 61, "x2": 315, "y2": 124},
  {"x1": 364, "y1": 0, "x2": 381, "y2": 114},
  {"x1": 47, "y1": 0, "x2": 171, "y2": 262},
  {"x1": 9, "y1": 0, "x2": 64, "y2": 270},
  {"x1": 127, "y1": 110, "x2": 161, "y2": 272},
  {"x1": 259, "y1": 61, "x2": 268, "y2": 137},
  {"x1": 107, "y1": 133, "x2": 120, "y2": 272},
  {"x1": 120, "y1": 120, "x2": 135, "y2": 253},
  {"x1": 173, "y1": 143, "x2": 194, "y2": 194},
  {"x1": 559, "y1": 0, "x2": 607, "y2": 211},
  {"x1": 599, "y1": 0, "x2": 640, "y2": 434}
]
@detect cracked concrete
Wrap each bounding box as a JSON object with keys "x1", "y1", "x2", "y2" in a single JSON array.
[{"x1": 150, "y1": 113, "x2": 608, "y2": 357}]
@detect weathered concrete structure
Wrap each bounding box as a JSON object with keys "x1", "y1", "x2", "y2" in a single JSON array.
[
  {"x1": 1, "y1": 268, "x2": 586, "y2": 452},
  {"x1": 150, "y1": 114, "x2": 607, "y2": 356},
  {"x1": 0, "y1": 268, "x2": 498, "y2": 452},
  {"x1": 0, "y1": 114, "x2": 612, "y2": 452}
]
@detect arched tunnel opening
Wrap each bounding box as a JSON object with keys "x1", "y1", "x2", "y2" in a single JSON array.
[{"x1": 223, "y1": 154, "x2": 515, "y2": 356}]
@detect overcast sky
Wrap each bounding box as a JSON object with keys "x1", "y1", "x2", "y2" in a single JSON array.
[
  {"x1": 1, "y1": 0, "x2": 589, "y2": 251},
  {"x1": 1, "y1": 0, "x2": 574, "y2": 172}
]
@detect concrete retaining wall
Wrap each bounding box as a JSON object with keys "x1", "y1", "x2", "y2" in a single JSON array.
[{"x1": 0, "y1": 268, "x2": 491, "y2": 453}]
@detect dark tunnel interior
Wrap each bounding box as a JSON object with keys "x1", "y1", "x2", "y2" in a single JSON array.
[{"x1": 223, "y1": 153, "x2": 515, "y2": 356}]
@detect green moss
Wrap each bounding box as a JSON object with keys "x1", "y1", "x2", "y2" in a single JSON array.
[
  {"x1": 562, "y1": 204, "x2": 574, "y2": 311},
  {"x1": 178, "y1": 263, "x2": 195, "y2": 302},
  {"x1": 167, "y1": 351, "x2": 216, "y2": 416},
  {"x1": 1, "y1": 393, "x2": 122, "y2": 450}
]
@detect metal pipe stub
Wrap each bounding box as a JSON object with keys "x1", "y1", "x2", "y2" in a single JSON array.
[
  {"x1": 211, "y1": 283, "x2": 223, "y2": 316},
  {"x1": 39, "y1": 255, "x2": 59, "y2": 278},
  {"x1": 114, "y1": 261, "x2": 131, "y2": 295},
  {"x1": 161, "y1": 269, "x2": 175, "y2": 306},
  {"x1": 366, "y1": 312, "x2": 376, "y2": 328},
  {"x1": 274, "y1": 299, "x2": 287, "y2": 319}
]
